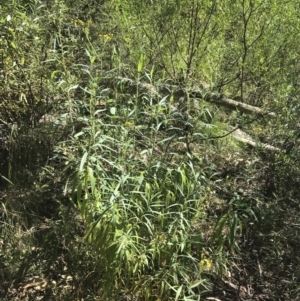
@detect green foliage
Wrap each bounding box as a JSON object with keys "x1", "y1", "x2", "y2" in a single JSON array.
[
  {"x1": 2, "y1": 0, "x2": 300, "y2": 300},
  {"x1": 56, "y1": 61, "x2": 212, "y2": 298}
]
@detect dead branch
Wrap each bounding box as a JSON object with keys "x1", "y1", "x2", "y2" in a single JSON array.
[
  {"x1": 100, "y1": 76, "x2": 280, "y2": 151},
  {"x1": 230, "y1": 127, "x2": 281, "y2": 152}
]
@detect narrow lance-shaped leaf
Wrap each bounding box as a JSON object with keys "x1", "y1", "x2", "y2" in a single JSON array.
[
  {"x1": 175, "y1": 284, "x2": 183, "y2": 301},
  {"x1": 229, "y1": 211, "x2": 238, "y2": 252},
  {"x1": 138, "y1": 53, "x2": 144, "y2": 73},
  {"x1": 212, "y1": 213, "x2": 228, "y2": 245},
  {"x1": 79, "y1": 152, "x2": 88, "y2": 173},
  {"x1": 88, "y1": 166, "x2": 95, "y2": 194},
  {"x1": 84, "y1": 205, "x2": 113, "y2": 240}
]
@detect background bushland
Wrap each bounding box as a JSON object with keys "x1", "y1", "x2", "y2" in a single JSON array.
[{"x1": 1, "y1": 0, "x2": 300, "y2": 300}]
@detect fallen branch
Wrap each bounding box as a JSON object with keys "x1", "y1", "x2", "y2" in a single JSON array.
[
  {"x1": 230, "y1": 127, "x2": 281, "y2": 152},
  {"x1": 113, "y1": 77, "x2": 276, "y2": 117},
  {"x1": 100, "y1": 76, "x2": 280, "y2": 151},
  {"x1": 203, "y1": 92, "x2": 276, "y2": 117}
]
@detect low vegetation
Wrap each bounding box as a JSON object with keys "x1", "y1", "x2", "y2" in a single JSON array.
[{"x1": 1, "y1": 0, "x2": 300, "y2": 300}]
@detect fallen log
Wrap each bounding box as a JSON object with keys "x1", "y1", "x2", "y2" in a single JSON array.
[
  {"x1": 112, "y1": 77, "x2": 276, "y2": 118},
  {"x1": 100, "y1": 76, "x2": 280, "y2": 151},
  {"x1": 230, "y1": 127, "x2": 281, "y2": 152},
  {"x1": 203, "y1": 92, "x2": 276, "y2": 117}
]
